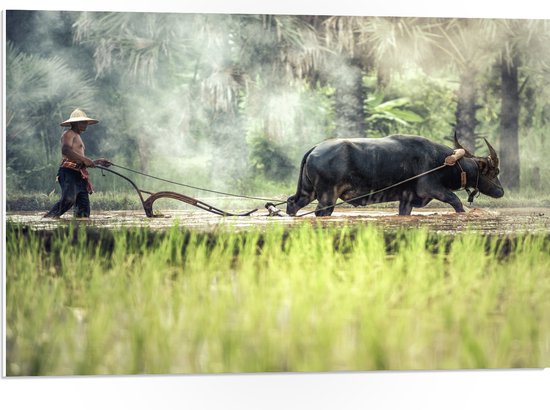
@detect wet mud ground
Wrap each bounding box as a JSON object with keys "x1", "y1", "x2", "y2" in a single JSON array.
[{"x1": 6, "y1": 206, "x2": 550, "y2": 234}]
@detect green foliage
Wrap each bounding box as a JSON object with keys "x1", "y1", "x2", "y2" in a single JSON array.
[
  {"x1": 5, "y1": 12, "x2": 550, "y2": 196},
  {"x1": 364, "y1": 93, "x2": 424, "y2": 137},
  {"x1": 248, "y1": 132, "x2": 296, "y2": 181},
  {"x1": 363, "y1": 72, "x2": 457, "y2": 141},
  {"x1": 6, "y1": 41, "x2": 98, "y2": 191},
  {"x1": 519, "y1": 127, "x2": 550, "y2": 193},
  {"x1": 6, "y1": 223, "x2": 550, "y2": 375}
]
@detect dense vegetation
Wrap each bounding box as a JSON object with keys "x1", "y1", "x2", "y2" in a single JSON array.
[
  {"x1": 6, "y1": 223, "x2": 550, "y2": 375},
  {"x1": 6, "y1": 12, "x2": 550, "y2": 202},
  {"x1": 6, "y1": 11, "x2": 550, "y2": 379}
]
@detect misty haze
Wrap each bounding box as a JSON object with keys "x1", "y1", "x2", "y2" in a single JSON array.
[
  {"x1": 5, "y1": 9, "x2": 550, "y2": 380},
  {"x1": 6, "y1": 11, "x2": 550, "y2": 213}
]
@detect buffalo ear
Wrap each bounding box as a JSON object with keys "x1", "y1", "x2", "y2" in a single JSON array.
[
  {"x1": 453, "y1": 131, "x2": 474, "y2": 157},
  {"x1": 478, "y1": 158, "x2": 489, "y2": 174}
]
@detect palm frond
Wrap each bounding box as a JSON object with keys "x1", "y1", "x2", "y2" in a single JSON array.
[
  {"x1": 74, "y1": 11, "x2": 193, "y2": 84},
  {"x1": 6, "y1": 41, "x2": 96, "y2": 142}
]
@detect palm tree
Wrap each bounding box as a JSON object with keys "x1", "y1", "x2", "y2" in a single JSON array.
[
  {"x1": 499, "y1": 45, "x2": 521, "y2": 190},
  {"x1": 319, "y1": 16, "x2": 372, "y2": 137},
  {"x1": 385, "y1": 17, "x2": 550, "y2": 190},
  {"x1": 321, "y1": 16, "x2": 444, "y2": 138},
  {"x1": 6, "y1": 42, "x2": 97, "y2": 191},
  {"x1": 465, "y1": 18, "x2": 550, "y2": 190},
  {"x1": 430, "y1": 19, "x2": 497, "y2": 152},
  {"x1": 368, "y1": 18, "x2": 495, "y2": 152},
  {"x1": 73, "y1": 12, "x2": 328, "y2": 186},
  {"x1": 73, "y1": 12, "x2": 233, "y2": 177}
]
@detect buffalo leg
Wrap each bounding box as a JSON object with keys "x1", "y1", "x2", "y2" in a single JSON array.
[
  {"x1": 315, "y1": 188, "x2": 337, "y2": 216},
  {"x1": 286, "y1": 191, "x2": 315, "y2": 216},
  {"x1": 398, "y1": 200, "x2": 413, "y2": 216},
  {"x1": 416, "y1": 179, "x2": 466, "y2": 213},
  {"x1": 434, "y1": 191, "x2": 465, "y2": 213}
]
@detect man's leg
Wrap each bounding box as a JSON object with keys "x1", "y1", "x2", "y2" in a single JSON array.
[
  {"x1": 44, "y1": 169, "x2": 78, "y2": 217},
  {"x1": 74, "y1": 180, "x2": 91, "y2": 218}
]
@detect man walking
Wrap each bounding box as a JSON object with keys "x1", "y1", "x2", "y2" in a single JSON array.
[{"x1": 44, "y1": 109, "x2": 111, "y2": 218}]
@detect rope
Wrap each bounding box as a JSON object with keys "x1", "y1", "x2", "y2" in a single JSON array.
[
  {"x1": 101, "y1": 151, "x2": 473, "y2": 218},
  {"x1": 297, "y1": 164, "x2": 448, "y2": 217},
  {"x1": 107, "y1": 163, "x2": 286, "y2": 205}
]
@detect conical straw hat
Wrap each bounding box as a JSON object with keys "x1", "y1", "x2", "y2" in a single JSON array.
[{"x1": 60, "y1": 109, "x2": 99, "y2": 126}]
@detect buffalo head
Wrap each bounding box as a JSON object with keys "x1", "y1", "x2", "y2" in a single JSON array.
[
  {"x1": 286, "y1": 195, "x2": 299, "y2": 216},
  {"x1": 454, "y1": 133, "x2": 504, "y2": 198}
]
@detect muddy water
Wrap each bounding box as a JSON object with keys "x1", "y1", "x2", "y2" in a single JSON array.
[{"x1": 6, "y1": 206, "x2": 550, "y2": 234}]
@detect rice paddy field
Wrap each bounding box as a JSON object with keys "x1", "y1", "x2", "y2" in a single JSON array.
[{"x1": 5, "y1": 207, "x2": 550, "y2": 376}]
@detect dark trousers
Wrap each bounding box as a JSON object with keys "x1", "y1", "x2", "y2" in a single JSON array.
[{"x1": 45, "y1": 168, "x2": 90, "y2": 217}]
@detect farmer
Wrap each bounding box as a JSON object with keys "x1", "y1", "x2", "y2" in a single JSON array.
[{"x1": 44, "y1": 108, "x2": 112, "y2": 218}]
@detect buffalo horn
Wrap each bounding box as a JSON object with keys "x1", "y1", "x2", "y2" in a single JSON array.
[
  {"x1": 453, "y1": 131, "x2": 474, "y2": 157},
  {"x1": 484, "y1": 138, "x2": 499, "y2": 168}
]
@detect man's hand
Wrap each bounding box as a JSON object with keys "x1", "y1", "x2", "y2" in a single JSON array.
[
  {"x1": 83, "y1": 158, "x2": 96, "y2": 168},
  {"x1": 94, "y1": 158, "x2": 112, "y2": 167}
]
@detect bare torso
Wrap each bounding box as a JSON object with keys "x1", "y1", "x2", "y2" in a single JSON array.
[
  {"x1": 61, "y1": 129, "x2": 85, "y2": 160},
  {"x1": 60, "y1": 127, "x2": 97, "y2": 168}
]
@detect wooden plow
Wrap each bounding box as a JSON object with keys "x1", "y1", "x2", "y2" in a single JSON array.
[{"x1": 96, "y1": 166, "x2": 259, "y2": 217}]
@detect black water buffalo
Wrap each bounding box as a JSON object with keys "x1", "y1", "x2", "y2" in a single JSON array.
[{"x1": 286, "y1": 134, "x2": 504, "y2": 216}]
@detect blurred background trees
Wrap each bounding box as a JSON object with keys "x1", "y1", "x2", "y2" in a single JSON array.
[{"x1": 6, "y1": 11, "x2": 550, "y2": 197}]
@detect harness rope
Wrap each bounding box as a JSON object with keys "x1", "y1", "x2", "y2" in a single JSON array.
[
  {"x1": 109, "y1": 163, "x2": 286, "y2": 204},
  {"x1": 101, "y1": 150, "x2": 477, "y2": 217}
]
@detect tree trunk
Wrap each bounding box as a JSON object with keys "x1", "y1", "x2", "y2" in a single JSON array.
[
  {"x1": 500, "y1": 54, "x2": 520, "y2": 190},
  {"x1": 454, "y1": 69, "x2": 479, "y2": 153},
  {"x1": 331, "y1": 58, "x2": 367, "y2": 138}
]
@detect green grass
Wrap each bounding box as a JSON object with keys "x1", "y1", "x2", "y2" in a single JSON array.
[{"x1": 5, "y1": 222, "x2": 550, "y2": 375}]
